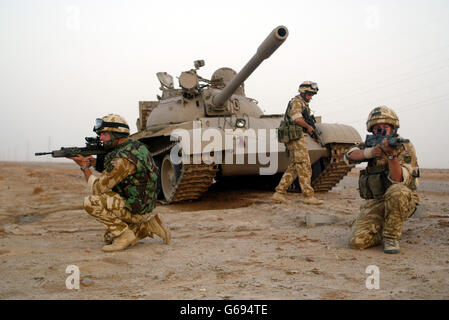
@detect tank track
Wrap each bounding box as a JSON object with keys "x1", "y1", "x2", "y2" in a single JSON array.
[
  {"x1": 311, "y1": 143, "x2": 356, "y2": 192},
  {"x1": 151, "y1": 142, "x2": 219, "y2": 203},
  {"x1": 157, "y1": 143, "x2": 353, "y2": 203},
  {"x1": 166, "y1": 162, "x2": 219, "y2": 203}
]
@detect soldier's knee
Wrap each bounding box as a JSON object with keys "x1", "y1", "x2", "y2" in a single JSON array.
[
  {"x1": 84, "y1": 195, "x2": 102, "y2": 215},
  {"x1": 349, "y1": 235, "x2": 368, "y2": 250},
  {"x1": 385, "y1": 184, "x2": 411, "y2": 202},
  {"x1": 386, "y1": 183, "x2": 406, "y2": 193},
  {"x1": 349, "y1": 222, "x2": 381, "y2": 250}
]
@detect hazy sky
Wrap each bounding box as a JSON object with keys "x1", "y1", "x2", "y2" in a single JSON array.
[{"x1": 1, "y1": 0, "x2": 449, "y2": 168}]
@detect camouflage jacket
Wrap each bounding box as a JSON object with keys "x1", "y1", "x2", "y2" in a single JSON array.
[
  {"x1": 89, "y1": 139, "x2": 158, "y2": 215},
  {"x1": 349, "y1": 138, "x2": 420, "y2": 202},
  {"x1": 288, "y1": 94, "x2": 311, "y2": 123}
]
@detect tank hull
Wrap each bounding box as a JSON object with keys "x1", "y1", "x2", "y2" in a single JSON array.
[{"x1": 131, "y1": 117, "x2": 362, "y2": 202}]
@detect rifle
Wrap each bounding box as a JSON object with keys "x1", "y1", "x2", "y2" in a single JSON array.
[
  {"x1": 301, "y1": 109, "x2": 322, "y2": 141},
  {"x1": 35, "y1": 137, "x2": 107, "y2": 172},
  {"x1": 365, "y1": 131, "x2": 409, "y2": 149}
]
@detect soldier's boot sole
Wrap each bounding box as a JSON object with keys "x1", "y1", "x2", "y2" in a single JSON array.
[{"x1": 102, "y1": 229, "x2": 138, "y2": 252}]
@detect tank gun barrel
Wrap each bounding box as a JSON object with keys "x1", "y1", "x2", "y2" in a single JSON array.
[{"x1": 212, "y1": 25, "x2": 288, "y2": 107}]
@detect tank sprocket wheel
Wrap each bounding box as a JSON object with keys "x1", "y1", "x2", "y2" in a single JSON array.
[
  {"x1": 160, "y1": 154, "x2": 182, "y2": 202},
  {"x1": 159, "y1": 154, "x2": 219, "y2": 203}
]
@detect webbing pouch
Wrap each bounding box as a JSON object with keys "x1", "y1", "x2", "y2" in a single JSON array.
[
  {"x1": 288, "y1": 124, "x2": 303, "y2": 141},
  {"x1": 277, "y1": 121, "x2": 290, "y2": 143},
  {"x1": 359, "y1": 167, "x2": 392, "y2": 200}
]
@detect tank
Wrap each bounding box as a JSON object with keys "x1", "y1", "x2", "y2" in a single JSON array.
[{"x1": 131, "y1": 26, "x2": 362, "y2": 203}]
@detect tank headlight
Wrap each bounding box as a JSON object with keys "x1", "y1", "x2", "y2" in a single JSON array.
[{"x1": 235, "y1": 118, "x2": 246, "y2": 128}]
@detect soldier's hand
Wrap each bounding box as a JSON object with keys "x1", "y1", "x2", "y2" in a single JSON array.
[
  {"x1": 307, "y1": 126, "x2": 314, "y2": 136},
  {"x1": 381, "y1": 138, "x2": 396, "y2": 156},
  {"x1": 86, "y1": 156, "x2": 96, "y2": 166},
  {"x1": 68, "y1": 155, "x2": 92, "y2": 168},
  {"x1": 372, "y1": 145, "x2": 384, "y2": 157}
]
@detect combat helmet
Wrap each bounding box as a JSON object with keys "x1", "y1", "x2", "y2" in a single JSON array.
[
  {"x1": 299, "y1": 81, "x2": 319, "y2": 95},
  {"x1": 366, "y1": 106, "x2": 400, "y2": 132},
  {"x1": 94, "y1": 114, "x2": 130, "y2": 135}
]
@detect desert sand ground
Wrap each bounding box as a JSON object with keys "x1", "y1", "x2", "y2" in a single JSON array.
[{"x1": 0, "y1": 161, "x2": 448, "y2": 300}]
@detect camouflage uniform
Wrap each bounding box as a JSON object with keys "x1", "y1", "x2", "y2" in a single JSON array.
[
  {"x1": 348, "y1": 135, "x2": 420, "y2": 250},
  {"x1": 85, "y1": 140, "x2": 159, "y2": 241},
  {"x1": 275, "y1": 94, "x2": 315, "y2": 197}
]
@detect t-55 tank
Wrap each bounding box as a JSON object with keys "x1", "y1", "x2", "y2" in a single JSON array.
[{"x1": 131, "y1": 26, "x2": 362, "y2": 203}]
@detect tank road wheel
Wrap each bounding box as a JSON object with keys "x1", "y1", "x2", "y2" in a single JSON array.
[{"x1": 160, "y1": 154, "x2": 182, "y2": 202}]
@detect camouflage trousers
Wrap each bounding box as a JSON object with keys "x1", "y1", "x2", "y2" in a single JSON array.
[
  {"x1": 349, "y1": 183, "x2": 417, "y2": 250},
  {"x1": 275, "y1": 138, "x2": 314, "y2": 197},
  {"x1": 84, "y1": 191, "x2": 157, "y2": 241}
]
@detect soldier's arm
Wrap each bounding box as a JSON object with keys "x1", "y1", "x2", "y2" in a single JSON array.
[
  {"x1": 69, "y1": 155, "x2": 97, "y2": 182},
  {"x1": 387, "y1": 157, "x2": 402, "y2": 182},
  {"x1": 345, "y1": 145, "x2": 384, "y2": 163},
  {"x1": 87, "y1": 157, "x2": 137, "y2": 195},
  {"x1": 389, "y1": 142, "x2": 418, "y2": 185},
  {"x1": 295, "y1": 118, "x2": 314, "y2": 135},
  {"x1": 380, "y1": 138, "x2": 403, "y2": 182}
]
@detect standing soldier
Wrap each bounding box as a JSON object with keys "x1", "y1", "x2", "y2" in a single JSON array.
[
  {"x1": 68, "y1": 114, "x2": 170, "y2": 252},
  {"x1": 273, "y1": 81, "x2": 324, "y2": 205},
  {"x1": 346, "y1": 106, "x2": 420, "y2": 254}
]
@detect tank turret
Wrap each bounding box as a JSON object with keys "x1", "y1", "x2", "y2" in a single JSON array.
[
  {"x1": 144, "y1": 26, "x2": 288, "y2": 129},
  {"x1": 211, "y1": 26, "x2": 288, "y2": 109}
]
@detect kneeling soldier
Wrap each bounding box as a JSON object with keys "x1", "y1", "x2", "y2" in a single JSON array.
[
  {"x1": 69, "y1": 114, "x2": 170, "y2": 252},
  {"x1": 345, "y1": 106, "x2": 419, "y2": 254}
]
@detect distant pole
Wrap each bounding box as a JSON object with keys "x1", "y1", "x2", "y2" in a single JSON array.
[{"x1": 48, "y1": 136, "x2": 52, "y2": 162}]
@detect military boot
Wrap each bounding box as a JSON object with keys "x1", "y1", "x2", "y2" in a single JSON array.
[
  {"x1": 136, "y1": 224, "x2": 154, "y2": 240},
  {"x1": 102, "y1": 229, "x2": 137, "y2": 252},
  {"x1": 272, "y1": 192, "x2": 291, "y2": 204},
  {"x1": 303, "y1": 196, "x2": 324, "y2": 205},
  {"x1": 103, "y1": 231, "x2": 113, "y2": 244},
  {"x1": 148, "y1": 215, "x2": 171, "y2": 244},
  {"x1": 383, "y1": 237, "x2": 400, "y2": 254}
]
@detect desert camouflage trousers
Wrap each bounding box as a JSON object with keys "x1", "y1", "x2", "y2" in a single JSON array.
[
  {"x1": 349, "y1": 183, "x2": 417, "y2": 250},
  {"x1": 275, "y1": 138, "x2": 314, "y2": 197},
  {"x1": 84, "y1": 191, "x2": 157, "y2": 240}
]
